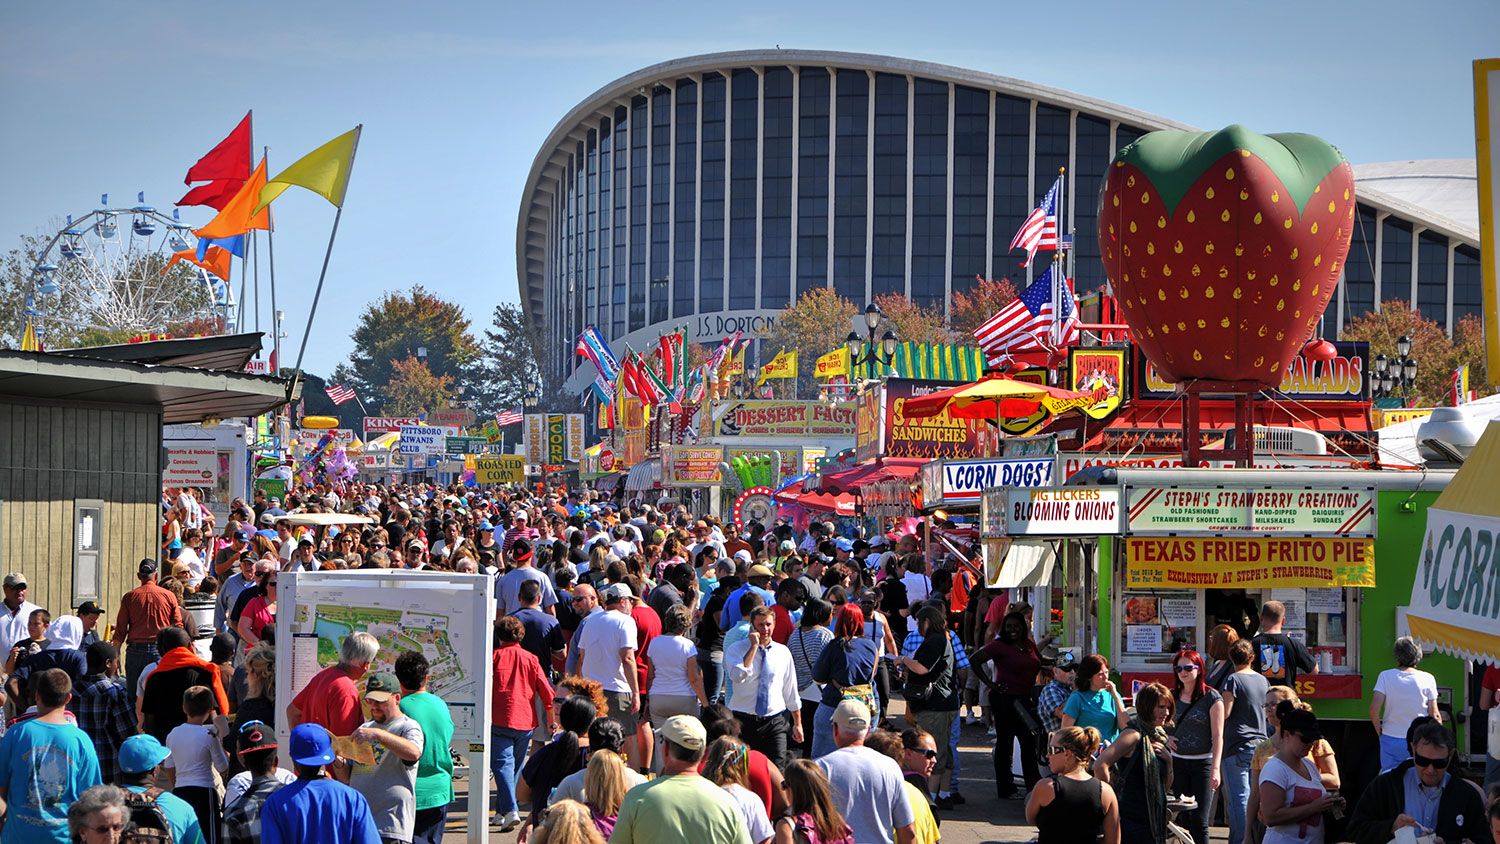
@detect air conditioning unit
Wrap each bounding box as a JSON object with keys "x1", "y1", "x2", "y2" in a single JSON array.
[{"x1": 1223, "y1": 426, "x2": 1328, "y2": 456}]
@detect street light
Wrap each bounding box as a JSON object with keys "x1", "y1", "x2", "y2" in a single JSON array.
[
  {"x1": 730, "y1": 367, "x2": 759, "y2": 399},
  {"x1": 846, "y1": 303, "x2": 898, "y2": 369},
  {"x1": 1372, "y1": 337, "x2": 1418, "y2": 404},
  {"x1": 523, "y1": 384, "x2": 541, "y2": 410}
]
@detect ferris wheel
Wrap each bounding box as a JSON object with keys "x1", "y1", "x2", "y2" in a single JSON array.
[{"x1": 24, "y1": 192, "x2": 236, "y2": 344}]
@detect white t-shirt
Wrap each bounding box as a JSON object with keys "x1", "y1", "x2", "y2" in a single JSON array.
[
  {"x1": 576, "y1": 609, "x2": 638, "y2": 693},
  {"x1": 611, "y1": 539, "x2": 637, "y2": 559},
  {"x1": 721, "y1": 782, "x2": 773, "y2": 844},
  {"x1": 647, "y1": 635, "x2": 699, "y2": 697},
  {"x1": 901, "y1": 571, "x2": 933, "y2": 604},
  {"x1": 1258, "y1": 755, "x2": 1325, "y2": 844},
  {"x1": 177, "y1": 547, "x2": 207, "y2": 589},
  {"x1": 163, "y1": 722, "x2": 229, "y2": 788},
  {"x1": 225, "y1": 767, "x2": 297, "y2": 807},
  {"x1": 1373, "y1": 667, "x2": 1439, "y2": 737}
]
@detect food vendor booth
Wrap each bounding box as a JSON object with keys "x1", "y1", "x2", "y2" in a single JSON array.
[{"x1": 1066, "y1": 466, "x2": 1463, "y2": 784}]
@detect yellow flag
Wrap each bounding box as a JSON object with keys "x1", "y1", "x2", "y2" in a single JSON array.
[
  {"x1": 20, "y1": 319, "x2": 40, "y2": 352},
  {"x1": 720, "y1": 346, "x2": 746, "y2": 379},
  {"x1": 757, "y1": 349, "x2": 798, "y2": 384},
  {"x1": 814, "y1": 347, "x2": 849, "y2": 378},
  {"x1": 254, "y1": 126, "x2": 362, "y2": 215}
]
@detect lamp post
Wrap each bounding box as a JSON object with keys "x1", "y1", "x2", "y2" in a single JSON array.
[
  {"x1": 845, "y1": 302, "x2": 898, "y2": 374},
  {"x1": 1372, "y1": 335, "x2": 1418, "y2": 405},
  {"x1": 730, "y1": 367, "x2": 759, "y2": 399}
]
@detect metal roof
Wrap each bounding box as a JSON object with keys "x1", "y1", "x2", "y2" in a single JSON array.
[
  {"x1": 52, "y1": 332, "x2": 265, "y2": 373},
  {"x1": 0, "y1": 350, "x2": 296, "y2": 423},
  {"x1": 1351, "y1": 159, "x2": 1479, "y2": 236}
]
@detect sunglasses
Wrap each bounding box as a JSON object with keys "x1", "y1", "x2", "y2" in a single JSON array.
[
  {"x1": 1413, "y1": 752, "x2": 1450, "y2": 770},
  {"x1": 910, "y1": 748, "x2": 937, "y2": 759},
  {"x1": 87, "y1": 823, "x2": 127, "y2": 834},
  {"x1": 1048, "y1": 745, "x2": 1072, "y2": 755},
  {"x1": 1174, "y1": 665, "x2": 1199, "y2": 673}
]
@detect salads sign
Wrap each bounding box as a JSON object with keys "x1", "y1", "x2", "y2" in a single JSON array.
[
  {"x1": 1134, "y1": 341, "x2": 1369, "y2": 402},
  {"x1": 1125, "y1": 486, "x2": 1377, "y2": 537}
]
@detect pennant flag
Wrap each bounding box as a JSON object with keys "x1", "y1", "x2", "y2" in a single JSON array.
[
  {"x1": 19, "y1": 319, "x2": 40, "y2": 352},
  {"x1": 197, "y1": 234, "x2": 245, "y2": 261},
  {"x1": 704, "y1": 330, "x2": 743, "y2": 376},
  {"x1": 179, "y1": 112, "x2": 253, "y2": 210},
  {"x1": 482, "y1": 419, "x2": 502, "y2": 443},
  {"x1": 1450, "y1": 365, "x2": 1475, "y2": 406},
  {"x1": 574, "y1": 325, "x2": 621, "y2": 383},
  {"x1": 720, "y1": 344, "x2": 746, "y2": 379},
  {"x1": 197, "y1": 158, "x2": 271, "y2": 240},
  {"x1": 757, "y1": 349, "x2": 798, "y2": 385},
  {"x1": 164, "y1": 246, "x2": 232, "y2": 281},
  {"x1": 255, "y1": 126, "x2": 362, "y2": 216}
]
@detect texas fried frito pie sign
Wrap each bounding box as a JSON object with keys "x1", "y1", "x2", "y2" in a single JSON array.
[{"x1": 1125, "y1": 536, "x2": 1375, "y2": 589}]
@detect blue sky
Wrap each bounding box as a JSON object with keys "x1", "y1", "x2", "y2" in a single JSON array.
[{"x1": 2, "y1": 1, "x2": 1494, "y2": 375}]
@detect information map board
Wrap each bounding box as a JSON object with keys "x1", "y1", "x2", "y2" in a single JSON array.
[{"x1": 276, "y1": 571, "x2": 495, "y2": 844}]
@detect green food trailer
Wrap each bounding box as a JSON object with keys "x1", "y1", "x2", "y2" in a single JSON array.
[{"x1": 1054, "y1": 466, "x2": 1467, "y2": 793}]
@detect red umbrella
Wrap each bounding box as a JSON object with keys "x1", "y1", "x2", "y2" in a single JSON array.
[{"x1": 901, "y1": 373, "x2": 1099, "y2": 421}]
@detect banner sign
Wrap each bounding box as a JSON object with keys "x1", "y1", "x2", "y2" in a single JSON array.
[
  {"x1": 1069, "y1": 348, "x2": 1127, "y2": 419},
  {"x1": 1134, "y1": 341, "x2": 1369, "y2": 402},
  {"x1": 881, "y1": 379, "x2": 998, "y2": 462},
  {"x1": 980, "y1": 488, "x2": 1009, "y2": 536},
  {"x1": 1125, "y1": 486, "x2": 1377, "y2": 537},
  {"x1": 1123, "y1": 670, "x2": 1363, "y2": 700},
  {"x1": 363, "y1": 416, "x2": 421, "y2": 435},
  {"x1": 445, "y1": 436, "x2": 486, "y2": 455},
  {"x1": 1373, "y1": 407, "x2": 1434, "y2": 428},
  {"x1": 663, "y1": 445, "x2": 724, "y2": 486},
  {"x1": 1006, "y1": 487, "x2": 1122, "y2": 535},
  {"x1": 1406, "y1": 506, "x2": 1500, "y2": 661},
  {"x1": 398, "y1": 425, "x2": 445, "y2": 456},
  {"x1": 714, "y1": 401, "x2": 856, "y2": 438},
  {"x1": 546, "y1": 414, "x2": 567, "y2": 465},
  {"x1": 1057, "y1": 452, "x2": 1356, "y2": 481},
  {"x1": 163, "y1": 447, "x2": 220, "y2": 486},
  {"x1": 431, "y1": 408, "x2": 477, "y2": 428},
  {"x1": 526, "y1": 414, "x2": 585, "y2": 465},
  {"x1": 854, "y1": 386, "x2": 883, "y2": 463},
  {"x1": 474, "y1": 455, "x2": 526, "y2": 484},
  {"x1": 1125, "y1": 537, "x2": 1376, "y2": 589},
  {"x1": 920, "y1": 457, "x2": 1056, "y2": 508},
  {"x1": 566, "y1": 414, "x2": 585, "y2": 462}
]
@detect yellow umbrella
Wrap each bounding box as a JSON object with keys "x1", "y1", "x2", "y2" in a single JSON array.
[{"x1": 900, "y1": 374, "x2": 1097, "y2": 420}]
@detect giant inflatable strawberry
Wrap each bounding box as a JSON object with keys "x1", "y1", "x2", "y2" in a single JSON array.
[{"x1": 1098, "y1": 125, "x2": 1355, "y2": 388}]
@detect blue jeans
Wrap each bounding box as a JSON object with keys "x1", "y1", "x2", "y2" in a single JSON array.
[
  {"x1": 1379, "y1": 733, "x2": 1408, "y2": 772},
  {"x1": 491, "y1": 725, "x2": 531, "y2": 815},
  {"x1": 1221, "y1": 745, "x2": 1255, "y2": 844},
  {"x1": 949, "y1": 710, "x2": 962, "y2": 792}
]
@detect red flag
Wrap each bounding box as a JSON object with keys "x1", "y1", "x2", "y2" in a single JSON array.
[{"x1": 178, "y1": 112, "x2": 253, "y2": 210}]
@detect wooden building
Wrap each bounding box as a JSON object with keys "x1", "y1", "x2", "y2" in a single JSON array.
[{"x1": 0, "y1": 335, "x2": 291, "y2": 616}]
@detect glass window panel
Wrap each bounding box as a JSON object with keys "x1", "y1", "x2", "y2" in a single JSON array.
[
  {"x1": 674, "y1": 79, "x2": 697, "y2": 319},
  {"x1": 1454, "y1": 244, "x2": 1482, "y2": 324},
  {"x1": 730, "y1": 69, "x2": 758, "y2": 310},
  {"x1": 834, "y1": 70, "x2": 869, "y2": 303},
  {"x1": 911, "y1": 78, "x2": 947, "y2": 310},
  {"x1": 872, "y1": 73, "x2": 908, "y2": 299},
  {"x1": 762, "y1": 67, "x2": 793, "y2": 310},
  {"x1": 651, "y1": 86, "x2": 672, "y2": 325},
  {"x1": 598, "y1": 117, "x2": 612, "y2": 336},
  {"x1": 1381, "y1": 217, "x2": 1413, "y2": 309},
  {"x1": 630, "y1": 95, "x2": 647, "y2": 331},
  {"x1": 991, "y1": 94, "x2": 1030, "y2": 283},
  {"x1": 586, "y1": 130, "x2": 598, "y2": 329},
  {"x1": 1073, "y1": 115, "x2": 1110, "y2": 294},
  {"x1": 797, "y1": 67, "x2": 831, "y2": 298},
  {"x1": 1416, "y1": 231, "x2": 1448, "y2": 326},
  {"x1": 1341, "y1": 206, "x2": 1377, "y2": 325},
  {"x1": 613, "y1": 107, "x2": 629, "y2": 337},
  {"x1": 700, "y1": 74, "x2": 726, "y2": 314},
  {"x1": 951, "y1": 85, "x2": 988, "y2": 299}
]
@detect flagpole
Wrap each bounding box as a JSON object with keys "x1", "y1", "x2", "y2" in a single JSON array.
[
  {"x1": 264, "y1": 146, "x2": 281, "y2": 372},
  {"x1": 290, "y1": 126, "x2": 361, "y2": 398}
]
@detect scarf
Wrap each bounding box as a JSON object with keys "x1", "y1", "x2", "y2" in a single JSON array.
[
  {"x1": 153, "y1": 646, "x2": 231, "y2": 715},
  {"x1": 1126, "y1": 716, "x2": 1168, "y2": 842}
]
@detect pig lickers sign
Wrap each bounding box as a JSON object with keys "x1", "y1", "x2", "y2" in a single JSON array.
[{"x1": 1099, "y1": 125, "x2": 1355, "y2": 389}]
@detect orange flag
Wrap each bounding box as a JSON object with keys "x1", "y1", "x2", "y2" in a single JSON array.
[
  {"x1": 164, "y1": 246, "x2": 232, "y2": 280},
  {"x1": 196, "y1": 157, "x2": 271, "y2": 239}
]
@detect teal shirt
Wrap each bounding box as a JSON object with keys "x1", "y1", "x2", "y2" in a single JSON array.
[
  {"x1": 0, "y1": 719, "x2": 102, "y2": 844},
  {"x1": 123, "y1": 784, "x2": 206, "y2": 844},
  {"x1": 400, "y1": 691, "x2": 455, "y2": 810}
]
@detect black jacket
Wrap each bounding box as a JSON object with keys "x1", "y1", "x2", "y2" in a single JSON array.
[{"x1": 1346, "y1": 758, "x2": 1487, "y2": 844}]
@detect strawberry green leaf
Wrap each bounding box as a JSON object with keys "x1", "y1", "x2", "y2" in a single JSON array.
[{"x1": 1114, "y1": 124, "x2": 1348, "y2": 217}]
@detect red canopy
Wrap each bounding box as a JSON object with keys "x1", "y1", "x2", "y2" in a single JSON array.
[
  {"x1": 772, "y1": 478, "x2": 857, "y2": 516},
  {"x1": 818, "y1": 457, "x2": 927, "y2": 494}
]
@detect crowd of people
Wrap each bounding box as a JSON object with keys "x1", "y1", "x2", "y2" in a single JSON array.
[{"x1": 4, "y1": 480, "x2": 1500, "y2": 843}]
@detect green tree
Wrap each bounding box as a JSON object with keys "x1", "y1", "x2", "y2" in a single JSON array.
[
  {"x1": 381, "y1": 356, "x2": 456, "y2": 416},
  {"x1": 763, "y1": 287, "x2": 857, "y2": 399},
  {"x1": 473, "y1": 302, "x2": 571, "y2": 417},
  {"x1": 343, "y1": 285, "x2": 480, "y2": 413},
  {"x1": 1342, "y1": 302, "x2": 1490, "y2": 406}
]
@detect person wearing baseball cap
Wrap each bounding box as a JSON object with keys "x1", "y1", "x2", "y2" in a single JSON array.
[
  {"x1": 117, "y1": 733, "x2": 205, "y2": 843},
  {"x1": 816, "y1": 699, "x2": 916, "y2": 844},
  {"x1": 75, "y1": 600, "x2": 104, "y2": 650},
  {"x1": 221, "y1": 721, "x2": 294, "y2": 831},
  {"x1": 111, "y1": 560, "x2": 187, "y2": 702},
  {"x1": 344, "y1": 672, "x2": 424, "y2": 843},
  {"x1": 610, "y1": 715, "x2": 749, "y2": 844},
  {"x1": 574, "y1": 581, "x2": 644, "y2": 767},
  {"x1": 719, "y1": 563, "x2": 776, "y2": 631},
  {"x1": 259, "y1": 724, "x2": 382, "y2": 844}
]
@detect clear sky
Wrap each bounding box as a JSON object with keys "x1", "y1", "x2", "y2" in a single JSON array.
[{"x1": 2, "y1": 1, "x2": 1494, "y2": 375}]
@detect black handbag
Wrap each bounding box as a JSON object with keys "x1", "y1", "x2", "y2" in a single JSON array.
[{"x1": 904, "y1": 635, "x2": 952, "y2": 705}]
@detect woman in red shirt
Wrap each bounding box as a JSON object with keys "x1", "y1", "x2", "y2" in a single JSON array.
[
  {"x1": 491, "y1": 615, "x2": 556, "y2": 830},
  {"x1": 971, "y1": 610, "x2": 1042, "y2": 799}
]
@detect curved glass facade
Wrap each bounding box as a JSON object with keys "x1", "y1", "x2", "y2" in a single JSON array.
[{"x1": 528, "y1": 58, "x2": 1483, "y2": 380}]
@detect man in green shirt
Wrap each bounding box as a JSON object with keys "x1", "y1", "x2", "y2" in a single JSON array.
[
  {"x1": 395, "y1": 652, "x2": 454, "y2": 844},
  {"x1": 612, "y1": 715, "x2": 750, "y2": 844}
]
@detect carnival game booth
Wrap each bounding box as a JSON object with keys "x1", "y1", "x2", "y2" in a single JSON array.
[{"x1": 1067, "y1": 466, "x2": 1462, "y2": 790}]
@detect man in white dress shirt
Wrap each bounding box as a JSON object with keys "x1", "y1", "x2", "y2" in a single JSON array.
[{"x1": 724, "y1": 605, "x2": 801, "y2": 770}]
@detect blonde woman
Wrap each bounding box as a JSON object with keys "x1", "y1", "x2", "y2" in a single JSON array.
[
  {"x1": 703, "y1": 736, "x2": 774, "y2": 844},
  {"x1": 531, "y1": 799, "x2": 605, "y2": 844},
  {"x1": 581, "y1": 741, "x2": 628, "y2": 837},
  {"x1": 1028, "y1": 726, "x2": 1119, "y2": 844}
]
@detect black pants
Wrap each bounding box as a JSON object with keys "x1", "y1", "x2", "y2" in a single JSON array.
[
  {"x1": 990, "y1": 690, "x2": 1039, "y2": 798},
  {"x1": 125, "y1": 642, "x2": 158, "y2": 703},
  {"x1": 1171, "y1": 756, "x2": 1213, "y2": 844},
  {"x1": 412, "y1": 803, "x2": 449, "y2": 844},
  {"x1": 698, "y1": 655, "x2": 721, "y2": 704},
  {"x1": 176, "y1": 785, "x2": 219, "y2": 844},
  {"x1": 798, "y1": 703, "x2": 818, "y2": 758},
  {"x1": 735, "y1": 710, "x2": 791, "y2": 771}
]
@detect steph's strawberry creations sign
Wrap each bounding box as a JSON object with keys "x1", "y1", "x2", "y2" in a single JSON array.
[{"x1": 1100, "y1": 126, "x2": 1356, "y2": 388}]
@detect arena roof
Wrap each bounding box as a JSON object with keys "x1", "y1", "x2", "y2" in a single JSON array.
[{"x1": 518, "y1": 49, "x2": 1482, "y2": 326}]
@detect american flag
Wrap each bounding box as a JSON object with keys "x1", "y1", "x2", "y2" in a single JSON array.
[
  {"x1": 973, "y1": 266, "x2": 1080, "y2": 364},
  {"x1": 495, "y1": 410, "x2": 524, "y2": 426},
  {"x1": 1009, "y1": 178, "x2": 1061, "y2": 267},
  {"x1": 326, "y1": 384, "x2": 357, "y2": 405}
]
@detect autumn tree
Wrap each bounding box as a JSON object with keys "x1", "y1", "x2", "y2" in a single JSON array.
[
  {"x1": 949, "y1": 275, "x2": 1019, "y2": 338},
  {"x1": 381, "y1": 356, "x2": 457, "y2": 416},
  {"x1": 472, "y1": 301, "x2": 569, "y2": 417},
  {"x1": 763, "y1": 287, "x2": 857, "y2": 399},
  {"x1": 1341, "y1": 302, "x2": 1490, "y2": 405},
  {"x1": 343, "y1": 285, "x2": 480, "y2": 413},
  {"x1": 872, "y1": 293, "x2": 949, "y2": 345}
]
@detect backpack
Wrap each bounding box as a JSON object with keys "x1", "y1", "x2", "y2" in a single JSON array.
[{"x1": 122, "y1": 787, "x2": 174, "y2": 844}]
